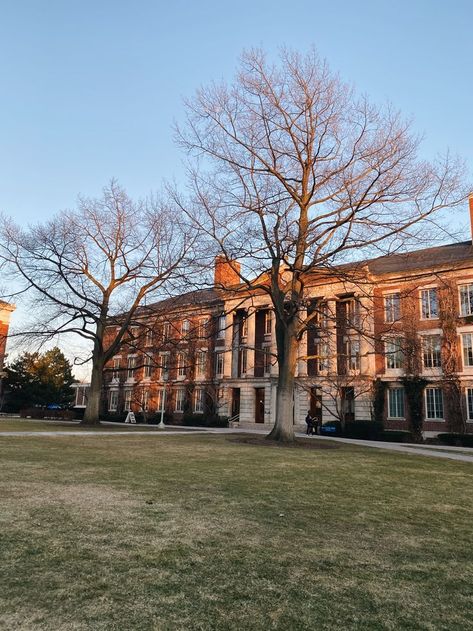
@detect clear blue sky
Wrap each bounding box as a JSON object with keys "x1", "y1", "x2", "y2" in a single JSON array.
[{"x1": 0, "y1": 0, "x2": 472, "y2": 226}]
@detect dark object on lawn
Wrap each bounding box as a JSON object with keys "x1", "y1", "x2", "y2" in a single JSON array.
[{"x1": 344, "y1": 421, "x2": 383, "y2": 440}]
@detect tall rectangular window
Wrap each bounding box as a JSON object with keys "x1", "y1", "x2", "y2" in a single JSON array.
[
  {"x1": 347, "y1": 338, "x2": 360, "y2": 371},
  {"x1": 385, "y1": 337, "x2": 404, "y2": 370},
  {"x1": 124, "y1": 390, "x2": 132, "y2": 411},
  {"x1": 239, "y1": 347, "x2": 248, "y2": 375},
  {"x1": 181, "y1": 319, "x2": 190, "y2": 338},
  {"x1": 462, "y1": 333, "x2": 473, "y2": 367},
  {"x1": 241, "y1": 315, "x2": 248, "y2": 339},
  {"x1": 263, "y1": 344, "x2": 271, "y2": 375},
  {"x1": 215, "y1": 351, "x2": 224, "y2": 376},
  {"x1": 158, "y1": 353, "x2": 169, "y2": 380},
  {"x1": 175, "y1": 388, "x2": 186, "y2": 412},
  {"x1": 317, "y1": 342, "x2": 329, "y2": 372},
  {"x1": 197, "y1": 318, "x2": 208, "y2": 339},
  {"x1": 109, "y1": 390, "x2": 118, "y2": 412},
  {"x1": 346, "y1": 299, "x2": 360, "y2": 328},
  {"x1": 145, "y1": 330, "x2": 153, "y2": 347},
  {"x1": 143, "y1": 355, "x2": 152, "y2": 379},
  {"x1": 156, "y1": 388, "x2": 165, "y2": 412},
  {"x1": 127, "y1": 356, "x2": 136, "y2": 380},
  {"x1": 421, "y1": 288, "x2": 438, "y2": 319},
  {"x1": 195, "y1": 350, "x2": 207, "y2": 378},
  {"x1": 466, "y1": 388, "x2": 473, "y2": 421},
  {"x1": 177, "y1": 352, "x2": 186, "y2": 378},
  {"x1": 388, "y1": 388, "x2": 405, "y2": 418},
  {"x1": 112, "y1": 357, "x2": 120, "y2": 381},
  {"x1": 194, "y1": 388, "x2": 204, "y2": 413},
  {"x1": 425, "y1": 387, "x2": 444, "y2": 420},
  {"x1": 216, "y1": 315, "x2": 226, "y2": 339},
  {"x1": 422, "y1": 335, "x2": 442, "y2": 369},
  {"x1": 162, "y1": 322, "x2": 171, "y2": 341},
  {"x1": 460, "y1": 284, "x2": 473, "y2": 317},
  {"x1": 141, "y1": 389, "x2": 149, "y2": 412},
  {"x1": 264, "y1": 310, "x2": 272, "y2": 335},
  {"x1": 384, "y1": 293, "x2": 401, "y2": 323}
]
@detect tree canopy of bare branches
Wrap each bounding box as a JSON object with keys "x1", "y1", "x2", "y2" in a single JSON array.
[
  {"x1": 177, "y1": 47, "x2": 469, "y2": 441},
  {"x1": 0, "y1": 181, "x2": 194, "y2": 424}
]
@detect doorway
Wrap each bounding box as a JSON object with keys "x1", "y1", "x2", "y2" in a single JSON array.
[
  {"x1": 231, "y1": 388, "x2": 241, "y2": 418},
  {"x1": 341, "y1": 386, "x2": 355, "y2": 423},
  {"x1": 310, "y1": 387, "x2": 323, "y2": 424},
  {"x1": 255, "y1": 387, "x2": 265, "y2": 423}
]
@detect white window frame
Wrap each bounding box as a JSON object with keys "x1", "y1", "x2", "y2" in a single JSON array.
[
  {"x1": 215, "y1": 351, "x2": 224, "y2": 376},
  {"x1": 347, "y1": 338, "x2": 360, "y2": 372},
  {"x1": 194, "y1": 388, "x2": 204, "y2": 413},
  {"x1": 156, "y1": 388, "x2": 165, "y2": 413},
  {"x1": 195, "y1": 350, "x2": 207, "y2": 378},
  {"x1": 175, "y1": 388, "x2": 186, "y2": 412},
  {"x1": 162, "y1": 321, "x2": 171, "y2": 341},
  {"x1": 264, "y1": 310, "x2": 272, "y2": 336},
  {"x1": 126, "y1": 355, "x2": 136, "y2": 381},
  {"x1": 425, "y1": 387, "x2": 444, "y2": 420},
  {"x1": 462, "y1": 333, "x2": 473, "y2": 368},
  {"x1": 422, "y1": 335, "x2": 442, "y2": 369},
  {"x1": 181, "y1": 319, "x2": 191, "y2": 338},
  {"x1": 141, "y1": 389, "x2": 149, "y2": 412},
  {"x1": 240, "y1": 347, "x2": 248, "y2": 375},
  {"x1": 384, "y1": 293, "x2": 401, "y2": 323},
  {"x1": 459, "y1": 283, "x2": 473, "y2": 317},
  {"x1": 108, "y1": 389, "x2": 118, "y2": 412},
  {"x1": 387, "y1": 387, "x2": 405, "y2": 419},
  {"x1": 216, "y1": 315, "x2": 226, "y2": 340},
  {"x1": 112, "y1": 356, "x2": 121, "y2": 381},
  {"x1": 177, "y1": 352, "x2": 186, "y2": 379},
  {"x1": 124, "y1": 390, "x2": 132, "y2": 412},
  {"x1": 420, "y1": 288, "x2": 439, "y2": 320},
  {"x1": 158, "y1": 352, "x2": 170, "y2": 381},
  {"x1": 263, "y1": 343, "x2": 272, "y2": 375},
  {"x1": 385, "y1": 337, "x2": 404, "y2": 370},
  {"x1": 465, "y1": 388, "x2": 473, "y2": 422},
  {"x1": 143, "y1": 355, "x2": 152, "y2": 379}
]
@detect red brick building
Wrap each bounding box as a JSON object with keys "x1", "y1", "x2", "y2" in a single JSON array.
[{"x1": 0, "y1": 301, "x2": 15, "y2": 397}]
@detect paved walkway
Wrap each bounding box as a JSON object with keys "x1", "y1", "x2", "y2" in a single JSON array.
[{"x1": 1, "y1": 423, "x2": 472, "y2": 463}]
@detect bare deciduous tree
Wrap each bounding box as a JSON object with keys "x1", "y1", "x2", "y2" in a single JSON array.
[
  {"x1": 0, "y1": 181, "x2": 193, "y2": 424},
  {"x1": 176, "y1": 47, "x2": 468, "y2": 441}
]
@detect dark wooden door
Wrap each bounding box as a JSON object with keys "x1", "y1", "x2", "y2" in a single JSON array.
[
  {"x1": 231, "y1": 388, "x2": 240, "y2": 417},
  {"x1": 255, "y1": 388, "x2": 265, "y2": 423}
]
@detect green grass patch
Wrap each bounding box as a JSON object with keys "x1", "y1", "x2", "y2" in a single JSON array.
[{"x1": 0, "y1": 433, "x2": 472, "y2": 630}]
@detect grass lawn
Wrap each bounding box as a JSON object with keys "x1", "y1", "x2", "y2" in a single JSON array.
[
  {"x1": 0, "y1": 434, "x2": 472, "y2": 630},
  {"x1": 0, "y1": 418, "x2": 190, "y2": 432}
]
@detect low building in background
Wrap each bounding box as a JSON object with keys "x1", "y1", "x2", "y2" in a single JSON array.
[{"x1": 0, "y1": 301, "x2": 16, "y2": 406}]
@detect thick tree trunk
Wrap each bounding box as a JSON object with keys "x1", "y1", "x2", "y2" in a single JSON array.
[
  {"x1": 81, "y1": 356, "x2": 104, "y2": 426},
  {"x1": 267, "y1": 319, "x2": 298, "y2": 442}
]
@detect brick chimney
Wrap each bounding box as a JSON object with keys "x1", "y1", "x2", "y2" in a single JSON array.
[
  {"x1": 214, "y1": 256, "x2": 241, "y2": 287},
  {"x1": 470, "y1": 194, "x2": 473, "y2": 243}
]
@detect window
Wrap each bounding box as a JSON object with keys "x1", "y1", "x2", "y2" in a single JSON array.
[
  {"x1": 421, "y1": 288, "x2": 438, "y2": 319},
  {"x1": 141, "y1": 389, "x2": 149, "y2": 412},
  {"x1": 145, "y1": 330, "x2": 153, "y2": 347},
  {"x1": 175, "y1": 388, "x2": 186, "y2": 412},
  {"x1": 241, "y1": 315, "x2": 248, "y2": 339},
  {"x1": 346, "y1": 299, "x2": 360, "y2": 328},
  {"x1": 422, "y1": 335, "x2": 442, "y2": 369},
  {"x1": 384, "y1": 293, "x2": 401, "y2": 323},
  {"x1": 216, "y1": 315, "x2": 226, "y2": 339},
  {"x1": 162, "y1": 322, "x2": 171, "y2": 341},
  {"x1": 177, "y1": 353, "x2": 186, "y2": 378},
  {"x1": 127, "y1": 356, "x2": 136, "y2": 380},
  {"x1": 143, "y1": 356, "x2": 152, "y2": 379},
  {"x1": 388, "y1": 388, "x2": 405, "y2": 418},
  {"x1": 459, "y1": 284, "x2": 473, "y2": 317},
  {"x1": 239, "y1": 347, "x2": 248, "y2": 375},
  {"x1": 156, "y1": 388, "x2": 165, "y2": 412},
  {"x1": 462, "y1": 333, "x2": 473, "y2": 367},
  {"x1": 264, "y1": 310, "x2": 272, "y2": 335},
  {"x1": 112, "y1": 357, "x2": 120, "y2": 381},
  {"x1": 347, "y1": 338, "x2": 360, "y2": 371},
  {"x1": 317, "y1": 342, "x2": 329, "y2": 372},
  {"x1": 385, "y1": 337, "x2": 404, "y2": 370},
  {"x1": 158, "y1": 352, "x2": 169, "y2": 380},
  {"x1": 263, "y1": 344, "x2": 271, "y2": 375},
  {"x1": 195, "y1": 350, "x2": 207, "y2": 378},
  {"x1": 181, "y1": 319, "x2": 190, "y2": 338},
  {"x1": 466, "y1": 388, "x2": 473, "y2": 421},
  {"x1": 194, "y1": 388, "x2": 204, "y2": 413},
  {"x1": 75, "y1": 386, "x2": 88, "y2": 407},
  {"x1": 215, "y1": 351, "x2": 224, "y2": 376},
  {"x1": 109, "y1": 389, "x2": 118, "y2": 412},
  {"x1": 197, "y1": 318, "x2": 208, "y2": 339},
  {"x1": 425, "y1": 387, "x2": 444, "y2": 420},
  {"x1": 124, "y1": 390, "x2": 132, "y2": 411}
]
